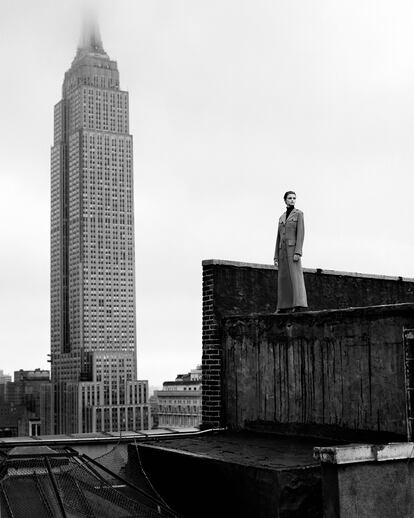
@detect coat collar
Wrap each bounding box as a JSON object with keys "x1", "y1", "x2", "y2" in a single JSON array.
[{"x1": 282, "y1": 207, "x2": 298, "y2": 224}]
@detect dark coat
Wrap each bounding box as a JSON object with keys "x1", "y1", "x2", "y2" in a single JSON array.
[{"x1": 274, "y1": 208, "x2": 308, "y2": 310}]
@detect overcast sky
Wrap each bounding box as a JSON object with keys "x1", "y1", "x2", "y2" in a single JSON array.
[{"x1": 1, "y1": 0, "x2": 414, "y2": 388}]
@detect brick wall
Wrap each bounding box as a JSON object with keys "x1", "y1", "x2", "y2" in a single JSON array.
[
  {"x1": 201, "y1": 264, "x2": 222, "y2": 428},
  {"x1": 201, "y1": 259, "x2": 414, "y2": 429}
]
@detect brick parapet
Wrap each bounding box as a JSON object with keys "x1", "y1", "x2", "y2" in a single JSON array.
[
  {"x1": 201, "y1": 264, "x2": 223, "y2": 429},
  {"x1": 202, "y1": 259, "x2": 414, "y2": 283}
]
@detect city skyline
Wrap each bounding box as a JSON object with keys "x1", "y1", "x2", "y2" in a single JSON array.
[{"x1": 1, "y1": 1, "x2": 414, "y2": 387}]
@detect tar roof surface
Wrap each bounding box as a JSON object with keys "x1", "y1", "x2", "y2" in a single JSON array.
[{"x1": 140, "y1": 431, "x2": 331, "y2": 470}]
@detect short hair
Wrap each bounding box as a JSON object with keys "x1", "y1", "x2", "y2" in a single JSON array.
[{"x1": 283, "y1": 191, "x2": 296, "y2": 201}]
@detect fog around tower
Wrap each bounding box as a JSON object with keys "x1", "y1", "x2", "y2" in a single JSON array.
[
  {"x1": 1, "y1": 0, "x2": 414, "y2": 387},
  {"x1": 77, "y1": 1, "x2": 105, "y2": 53}
]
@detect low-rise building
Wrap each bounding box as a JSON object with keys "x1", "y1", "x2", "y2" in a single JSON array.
[
  {"x1": 156, "y1": 366, "x2": 202, "y2": 429},
  {"x1": 0, "y1": 371, "x2": 12, "y2": 385},
  {"x1": 0, "y1": 369, "x2": 50, "y2": 436},
  {"x1": 0, "y1": 371, "x2": 12, "y2": 405},
  {"x1": 149, "y1": 394, "x2": 160, "y2": 429}
]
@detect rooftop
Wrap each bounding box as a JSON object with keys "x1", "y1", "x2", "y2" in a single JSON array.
[{"x1": 138, "y1": 430, "x2": 325, "y2": 470}]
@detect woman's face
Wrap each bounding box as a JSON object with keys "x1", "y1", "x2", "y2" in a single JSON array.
[{"x1": 285, "y1": 193, "x2": 296, "y2": 207}]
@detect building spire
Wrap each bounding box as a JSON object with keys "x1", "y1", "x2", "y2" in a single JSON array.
[{"x1": 77, "y1": 7, "x2": 106, "y2": 56}]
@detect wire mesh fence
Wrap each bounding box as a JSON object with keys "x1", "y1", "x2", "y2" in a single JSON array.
[{"x1": 0, "y1": 445, "x2": 181, "y2": 518}]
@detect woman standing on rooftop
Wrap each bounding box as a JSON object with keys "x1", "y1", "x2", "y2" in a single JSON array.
[{"x1": 274, "y1": 191, "x2": 308, "y2": 312}]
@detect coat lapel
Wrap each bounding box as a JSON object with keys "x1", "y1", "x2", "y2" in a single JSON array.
[{"x1": 286, "y1": 207, "x2": 297, "y2": 222}]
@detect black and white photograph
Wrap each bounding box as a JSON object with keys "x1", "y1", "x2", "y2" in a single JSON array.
[{"x1": 0, "y1": 1, "x2": 414, "y2": 516}]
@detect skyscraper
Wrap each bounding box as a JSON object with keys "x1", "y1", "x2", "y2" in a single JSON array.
[{"x1": 49, "y1": 17, "x2": 150, "y2": 434}]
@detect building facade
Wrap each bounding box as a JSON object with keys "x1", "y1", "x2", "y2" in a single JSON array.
[
  {"x1": 8, "y1": 369, "x2": 50, "y2": 414},
  {"x1": 0, "y1": 371, "x2": 12, "y2": 406},
  {"x1": 0, "y1": 371, "x2": 12, "y2": 386},
  {"x1": 50, "y1": 18, "x2": 150, "y2": 434},
  {"x1": 156, "y1": 366, "x2": 202, "y2": 428},
  {"x1": 0, "y1": 369, "x2": 50, "y2": 437}
]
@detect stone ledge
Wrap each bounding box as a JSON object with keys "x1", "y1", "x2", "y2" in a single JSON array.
[
  {"x1": 202, "y1": 259, "x2": 414, "y2": 282},
  {"x1": 202, "y1": 259, "x2": 276, "y2": 270},
  {"x1": 314, "y1": 442, "x2": 414, "y2": 465},
  {"x1": 223, "y1": 302, "x2": 414, "y2": 321}
]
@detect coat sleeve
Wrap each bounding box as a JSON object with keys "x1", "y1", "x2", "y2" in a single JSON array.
[
  {"x1": 295, "y1": 212, "x2": 305, "y2": 256},
  {"x1": 274, "y1": 223, "x2": 280, "y2": 262}
]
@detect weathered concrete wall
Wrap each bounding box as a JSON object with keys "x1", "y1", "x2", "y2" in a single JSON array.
[
  {"x1": 314, "y1": 442, "x2": 414, "y2": 518},
  {"x1": 331, "y1": 462, "x2": 414, "y2": 518},
  {"x1": 223, "y1": 304, "x2": 414, "y2": 438},
  {"x1": 202, "y1": 259, "x2": 414, "y2": 429}
]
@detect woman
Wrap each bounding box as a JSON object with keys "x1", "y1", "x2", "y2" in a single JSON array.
[{"x1": 274, "y1": 191, "x2": 308, "y2": 312}]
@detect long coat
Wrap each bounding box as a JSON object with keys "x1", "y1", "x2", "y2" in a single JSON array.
[{"x1": 274, "y1": 208, "x2": 308, "y2": 310}]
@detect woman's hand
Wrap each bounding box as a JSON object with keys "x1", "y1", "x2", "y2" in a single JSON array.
[
  {"x1": 274, "y1": 258, "x2": 278, "y2": 267},
  {"x1": 293, "y1": 254, "x2": 301, "y2": 262}
]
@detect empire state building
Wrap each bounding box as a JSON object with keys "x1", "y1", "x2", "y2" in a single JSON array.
[{"x1": 49, "y1": 18, "x2": 149, "y2": 434}]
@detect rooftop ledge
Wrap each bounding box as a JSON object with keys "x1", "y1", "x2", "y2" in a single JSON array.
[
  {"x1": 202, "y1": 259, "x2": 414, "y2": 283},
  {"x1": 0, "y1": 428, "x2": 217, "y2": 448},
  {"x1": 314, "y1": 442, "x2": 414, "y2": 465},
  {"x1": 223, "y1": 302, "x2": 414, "y2": 321}
]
